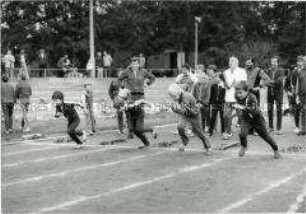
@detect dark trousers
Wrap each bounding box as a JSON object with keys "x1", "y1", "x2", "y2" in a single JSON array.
[
  {"x1": 127, "y1": 108, "x2": 152, "y2": 146},
  {"x1": 288, "y1": 95, "x2": 301, "y2": 128},
  {"x1": 67, "y1": 118, "x2": 84, "y2": 145},
  {"x1": 209, "y1": 104, "x2": 225, "y2": 135},
  {"x1": 239, "y1": 116, "x2": 278, "y2": 151},
  {"x1": 2, "y1": 102, "x2": 14, "y2": 131},
  {"x1": 300, "y1": 102, "x2": 306, "y2": 132},
  {"x1": 267, "y1": 92, "x2": 283, "y2": 130},
  {"x1": 177, "y1": 114, "x2": 210, "y2": 149},
  {"x1": 200, "y1": 104, "x2": 210, "y2": 131},
  {"x1": 117, "y1": 110, "x2": 133, "y2": 134}
]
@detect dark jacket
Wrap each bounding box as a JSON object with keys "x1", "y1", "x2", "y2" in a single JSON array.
[
  {"x1": 15, "y1": 81, "x2": 32, "y2": 103},
  {"x1": 297, "y1": 68, "x2": 306, "y2": 103},
  {"x1": 266, "y1": 66, "x2": 285, "y2": 101},
  {"x1": 119, "y1": 68, "x2": 155, "y2": 95},
  {"x1": 235, "y1": 93, "x2": 262, "y2": 122},
  {"x1": 193, "y1": 74, "x2": 220, "y2": 105},
  {"x1": 55, "y1": 103, "x2": 80, "y2": 123},
  {"x1": 284, "y1": 68, "x2": 299, "y2": 94},
  {"x1": 209, "y1": 83, "x2": 226, "y2": 105},
  {"x1": 96, "y1": 56, "x2": 103, "y2": 67},
  {"x1": 1, "y1": 82, "x2": 15, "y2": 103}
]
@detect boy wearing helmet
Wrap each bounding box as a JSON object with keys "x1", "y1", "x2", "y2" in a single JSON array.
[{"x1": 52, "y1": 90, "x2": 86, "y2": 149}]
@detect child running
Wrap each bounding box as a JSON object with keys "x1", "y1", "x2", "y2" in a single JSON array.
[
  {"x1": 234, "y1": 81, "x2": 282, "y2": 159},
  {"x1": 52, "y1": 90, "x2": 87, "y2": 149},
  {"x1": 168, "y1": 84, "x2": 211, "y2": 154}
]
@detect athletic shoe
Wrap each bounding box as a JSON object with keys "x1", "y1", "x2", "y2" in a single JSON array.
[
  {"x1": 268, "y1": 128, "x2": 274, "y2": 133},
  {"x1": 205, "y1": 148, "x2": 212, "y2": 155},
  {"x1": 273, "y1": 150, "x2": 282, "y2": 159},
  {"x1": 227, "y1": 133, "x2": 233, "y2": 138},
  {"x1": 276, "y1": 130, "x2": 283, "y2": 135},
  {"x1": 297, "y1": 131, "x2": 306, "y2": 136},
  {"x1": 23, "y1": 127, "x2": 31, "y2": 132},
  {"x1": 73, "y1": 144, "x2": 83, "y2": 149},
  {"x1": 222, "y1": 133, "x2": 228, "y2": 140},
  {"x1": 253, "y1": 132, "x2": 259, "y2": 136},
  {"x1": 238, "y1": 147, "x2": 247, "y2": 157},
  {"x1": 293, "y1": 127, "x2": 300, "y2": 133},
  {"x1": 138, "y1": 145, "x2": 149, "y2": 150},
  {"x1": 178, "y1": 144, "x2": 186, "y2": 152},
  {"x1": 82, "y1": 130, "x2": 87, "y2": 142}
]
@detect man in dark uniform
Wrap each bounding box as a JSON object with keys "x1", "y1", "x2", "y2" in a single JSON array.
[
  {"x1": 265, "y1": 56, "x2": 285, "y2": 135},
  {"x1": 118, "y1": 57, "x2": 156, "y2": 149}
]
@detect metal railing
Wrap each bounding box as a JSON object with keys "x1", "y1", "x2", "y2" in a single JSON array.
[{"x1": 3, "y1": 67, "x2": 180, "y2": 79}]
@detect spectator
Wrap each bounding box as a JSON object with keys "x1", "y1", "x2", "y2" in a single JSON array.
[
  {"x1": 103, "y1": 51, "x2": 113, "y2": 77},
  {"x1": 15, "y1": 74, "x2": 32, "y2": 132},
  {"x1": 245, "y1": 58, "x2": 270, "y2": 104},
  {"x1": 37, "y1": 49, "x2": 48, "y2": 77},
  {"x1": 265, "y1": 56, "x2": 285, "y2": 135},
  {"x1": 296, "y1": 56, "x2": 306, "y2": 136},
  {"x1": 223, "y1": 56, "x2": 247, "y2": 140},
  {"x1": 57, "y1": 55, "x2": 69, "y2": 77},
  {"x1": 193, "y1": 64, "x2": 220, "y2": 132},
  {"x1": 19, "y1": 49, "x2": 30, "y2": 80},
  {"x1": 96, "y1": 52, "x2": 103, "y2": 78},
  {"x1": 208, "y1": 66, "x2": 226, "y2": 137},
  {"x1": 3, "y1": 49, "x2": 15, "y2": 78},
  {"x1": 284, "y1": 58, "x2": 300, "y2": 133},
  {"x1": 1, "y1": 74, "x2": 15, "y2": 135},
  {"x1": 83, "y1": 84, "x2": 96, "y2": 133},
  {"x1": 139, "y1": 53, "x2": 146, "y2": 68}
]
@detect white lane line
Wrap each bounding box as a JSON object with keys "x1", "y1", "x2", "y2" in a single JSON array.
[
  {"x1": 2, "y1": 151, "x2": 167, "y2": 188},
  {"x1": 34, "y1": 157, "x2": 231, "y2": 214},
  {"x1": 3, "y1": 146, "x2": 135, "y2": 168},
  {"x1": 219, "y1": 168, "x2": 306, "y2": 213},
  {"x1": 287, "y1": 185, "x2": 306, "y2": 214},
  {"x1": 3, "y1": 145, "x2": 72, "y2": 157}
]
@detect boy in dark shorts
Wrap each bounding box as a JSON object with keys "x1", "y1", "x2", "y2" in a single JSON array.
[
  {"x1": 168, "y1": 84, "x2": 211, "y2": 154},
  {"x1": 52, "y1": 90, "x2": 86, "y2": 149},
  {"x1": 234, "y1": 81, "x2": 281, "y2": 159}
]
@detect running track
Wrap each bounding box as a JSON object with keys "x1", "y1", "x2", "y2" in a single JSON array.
[{"x1": 2, "y1": 129, "x2": 305, "y2": 214}]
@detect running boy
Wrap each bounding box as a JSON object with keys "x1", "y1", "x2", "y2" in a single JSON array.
[
  {"x1": 234, "y1": 81, "x2": 281, "y2": 159},
  {"x1": 52, "y1": 90, "x2": 86, "y2": 149},
  {"x1": 168, "y1": 84, "x2": 211, "y2": 154}
]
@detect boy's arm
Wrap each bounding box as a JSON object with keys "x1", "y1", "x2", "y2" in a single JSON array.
[
  {"x1": 223, "y1": 70, "x2": 233, "y2": 89},
  {"x1": 54, "y1": 105, "x2": 62, "y2": 118}
]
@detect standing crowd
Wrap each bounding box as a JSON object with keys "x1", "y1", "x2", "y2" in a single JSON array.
[{"x1": 1, "y1": 54, "x2": 305, "y2": 158}]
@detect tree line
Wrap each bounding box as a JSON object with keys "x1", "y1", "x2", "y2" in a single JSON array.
[{"x1": 1, "y1": 0, "x2": 305, "y2": 70}]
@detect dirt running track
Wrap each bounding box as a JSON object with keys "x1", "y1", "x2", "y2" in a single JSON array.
[{"x1": 2, "y1": 124, "x2": 306, "y2": 213}]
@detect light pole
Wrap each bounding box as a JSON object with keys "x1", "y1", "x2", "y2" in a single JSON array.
[
  {"x1": 89, "y1": 0, "x2": 95, "y2": 78},
  {"x1": 194, "y1": 16, "x2": 201, "y2": 68}
]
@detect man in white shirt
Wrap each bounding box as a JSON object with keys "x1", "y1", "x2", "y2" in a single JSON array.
[
  {"x1": 3, "y1": 50, "x2": 15, "y2": 78},
  {"x1": 103, "y1": 51, "x2": 113, "y2": 77},
  {"x1": 223, "y1": 56, "x2": 247, "y2": 139}
]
